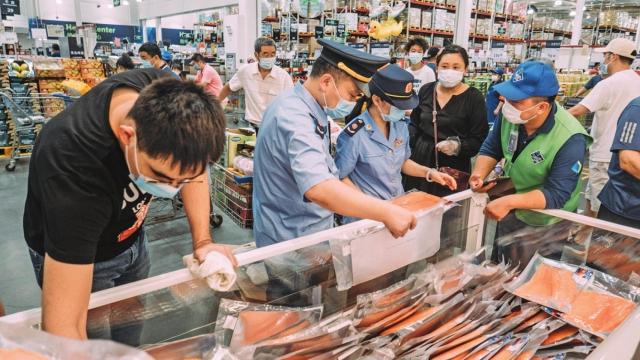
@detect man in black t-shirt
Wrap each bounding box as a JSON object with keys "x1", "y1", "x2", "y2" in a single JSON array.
[{"x1": 23, "y1": 68, "x2": 236, "y2": 341}]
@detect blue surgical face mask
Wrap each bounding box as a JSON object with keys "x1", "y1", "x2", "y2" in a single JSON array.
[
  {"x1": 126, "y1": 138, "x2": 181, "y2": 198},
  {"x1": 140, "y1": 60, "x2": 153, "y2": 69},
  {"x1": 193, "y1": 63, "x2": 201, "y2": 71},
  {"x1": 259, "y1": 57, "x2": 276, "y2": 70},
  {"x1": 599, "y1": 59, "x2": 609, "y2": 76},
  {"x1": 323, "y1": 78, "x2": 357, "y2": 119},
  {"x1": 383, "y1": 105, "x2": 406, "y2": 123}
]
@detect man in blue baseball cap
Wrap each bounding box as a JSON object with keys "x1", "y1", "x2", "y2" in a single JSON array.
[
  {"x1": 336, "y1": 64, "x2": 456, "y2": 223},
  {"x1": 469, "y1": 61, "x2": 591, "y2": 232}
]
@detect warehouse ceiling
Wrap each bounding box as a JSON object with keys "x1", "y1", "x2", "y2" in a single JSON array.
[{"x1": 517, "y1": 0, "x2": 640, "y2": 16}]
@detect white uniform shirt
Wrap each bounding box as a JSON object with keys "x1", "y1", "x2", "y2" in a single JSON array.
[
  {"x1": 229, "y1": 62, "x2": 294, "y2": 125},
  {"x1": 580, "y1": 69, "x2": 640, "y2": 162}
]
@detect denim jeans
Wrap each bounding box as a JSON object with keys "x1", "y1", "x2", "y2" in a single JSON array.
[{"x1": 28, "y1": 229, "x2": 150, "y2": 346}]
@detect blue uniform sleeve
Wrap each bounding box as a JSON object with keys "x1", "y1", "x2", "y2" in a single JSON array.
[
  {"x1": 336, "y1": 130, "x2": 359, "y2": 179},
  {"x1": 485, "y1": 87, "x2": 500, "y2": 124},
  {"x1": 282, "y1": 110, "x2": 336, "y2": 196},
  {"x1": 478, "y1": 115, "x2": 504, "y2": 160},
  {"x1": 611, "y1": 102, "x2": 640, "y2": 152},
  {"x1": 540, "y1": 134, "x2": 588, "y2": 209},
  {"x1": 403, "y1": 121, "x2": 411, "y2": 161}
]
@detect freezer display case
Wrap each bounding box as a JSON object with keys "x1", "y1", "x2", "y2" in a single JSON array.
[{"x1": 3, "y1": 190, "x2": 640, "y2": 359}]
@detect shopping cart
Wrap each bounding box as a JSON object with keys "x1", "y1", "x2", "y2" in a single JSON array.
[
  {"x1": 211, "y1": 163, "x2": 253, "y2": 228},
  {"x1": 0, "y1": 89, "x2": 76, "y2": 171},
  {"x1": 563, "y1": 96, "x2": 594, "y2": 131}
]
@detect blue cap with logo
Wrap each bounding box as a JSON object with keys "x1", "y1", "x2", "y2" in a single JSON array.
[
  {"x1": 493, "y1": 61, "x2": 559, "y2": 101},
  {"x1": 368, "y1": 64, "x2": 419, "y2": 110},
  {"x1": 161, "y1": 49, "x2": 173, "y2": 62}
]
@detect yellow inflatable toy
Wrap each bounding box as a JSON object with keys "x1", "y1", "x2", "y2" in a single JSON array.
[{"x1": 368, "y1": 19, "x2": 404, "y2": 40}]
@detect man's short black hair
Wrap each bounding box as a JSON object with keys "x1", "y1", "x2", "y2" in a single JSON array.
[
  {"x1": 405, "y1": 37, "x2": 428, "y2": 53},
  {"x1": 191, "y1": 53, "x2": 205, "y2": 63},
  {"x1": 128, "y1": 77, "x2": 226, "y2": 174},
  {"x1": 139, "y1": 42, "x2": 161, "y2": 58},
  {"x1": 116, "y1": 54, "x2": 135, "y2": 70},
  {"x1": 52, "y1": 44, "x2": 60, "y2": 51},
  {"x1": 309, "y1": 57, "x2": 348, "y2": 80},
  {"x1": 533, "y1": 95, "x2": 557, "y2": 105},
  {"x1": 426, "y1": 47, "x2": 440, "y2": 59},
  {"x1": 619, "y1": 55, "x2": 634, "y2": 65}
]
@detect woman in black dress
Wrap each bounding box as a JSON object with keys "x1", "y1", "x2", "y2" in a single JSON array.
[{"x1": 403, "y1": 45, "x2": 489, "y2": 196}]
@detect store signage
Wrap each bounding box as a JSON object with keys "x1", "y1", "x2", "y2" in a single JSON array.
[
  {"x1": 492, "y1": 40, "x2": 505, "y2": 49},
  {"x1": 289, "y1": 24, "x2": 298, "y2": 41},
  {"x1": 314, "y1": 26, "x2": 324, "y2": 39},
  {"x1": 545, "y1": 40, "x2": 562, "y2": 48},
  {"x1": 1, "y1": 0, "x2": 20, "y2": 18},
  {"x1": 162, "y1": 28, "x2": 194, "y2": 45},
  {"x1": 31, "y1": 28, "x2": 46, "y2": 40},
  {"x1": 325, "y1": 19, "x2": 339, "y2": 26},
  {"x1": 336, "y1": 24, "x2": 346, "y2": 38},
  {"x1": 273, "y1": 28, "x2": 281, "y2": 40},
  {"x1": 370, "y1": 42, "x2": 390, "y2": 58},
  {"x1": 46, "y1": 24, "x2": 65, "y2": 38},
  {"x1": 0, "y1": 32, "x2": 17, "y2": 44},
  {"x1": 68, "y1": 36, "x2": 84, "y2": 59},
  {"x1": 497, "y1": 27, "x2": 506, "y2": 35},
  {"x1": 113, "y1": 0, "x2": 120, "y2": 7}
]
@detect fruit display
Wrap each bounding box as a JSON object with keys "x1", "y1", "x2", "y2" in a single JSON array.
[
  {"x1": 62, "y1": 59, "x2": 81, "y2": 80},
  {"x1": 8, "y1": 60, "x2": 34, "y2": 79},
  {"x1": 61, "y1": 79, "x2": 91, "y2": 97},
  {"x1": 38, "y1": 79, "x2": 65, "y2": 93},
  {"x1": 34, "y1": 60, "x2": 65, "y2": 78},
  {"x1": 79, "y1": 59, "x2": 105, "y2": 88}
]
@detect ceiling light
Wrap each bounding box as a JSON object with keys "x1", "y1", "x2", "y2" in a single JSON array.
[
  {"x1": 107, "y1": 3, "x2": 113, "y2": 8},
  {"x1": 569, "y1": 10, "x2": 576, "y2": 16},
  {"x1": 122, "y1": 0, "x2": 129, "y2": 4},
  {"x1": 582, "y1": 6, "x2": 586, "y2": 10},
  {"x1": 554, "y1": 0, "x2": 562, "y2": 6},
  {"x1": 55, "y1": 0, "x2": 61, "y2": 3},
  {"x1": 527, "y1": 8, "x2": 534, "y2": 14}
]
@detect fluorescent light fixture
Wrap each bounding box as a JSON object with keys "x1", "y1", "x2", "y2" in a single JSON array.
[
  {"x1": 554, "y1": 0, "x2": 562, "y2": 6},
  {"x1": 55, "y1": 0, "x2": 61, "y2": 3},
  {"x1": 569, "y1": 10, "x2": 576, "y2": 16},
  {"x1": 136, "y1": 0, "x2": 141, "y2": 2},
  {"x1": 107, "y1": 3, "x2": 113, "y2": 8},
  {"x1": 123, "y1": 0, "x2": 129, "y2": 4}
]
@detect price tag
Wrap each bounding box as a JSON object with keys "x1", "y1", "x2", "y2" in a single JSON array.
[
  {"x1": 325, "y1": 19, "x2": 339, "y2": 26},
  {"x1": 315, "y1": 26, "x2": 324, "y2": 39}
]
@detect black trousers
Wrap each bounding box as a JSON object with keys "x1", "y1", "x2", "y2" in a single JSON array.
[{"x1": 598, "y1": 205, "x2": 640, "y2": 230}]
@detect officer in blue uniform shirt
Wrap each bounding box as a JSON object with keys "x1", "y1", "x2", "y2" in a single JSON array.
[
  {"x1": 336, "y1": 64, "x2": 457, "y2": 223},
  {"x1": 253, "y1": 39, "x2": 418, "y2": 248},
  {"x1": 486, "y1": 67, "x2": 505, "y2": 126},
  {"x1": 597, "y1": 96, "x2": 640, "y2": 229}
]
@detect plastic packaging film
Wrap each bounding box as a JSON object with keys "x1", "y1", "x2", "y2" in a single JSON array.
[
  {"x1": 330, "y1": 191, "x2": 449, "y2": 291},
  {"x1": 0, "y1": 322, "x2": 153, "y2": 360}
]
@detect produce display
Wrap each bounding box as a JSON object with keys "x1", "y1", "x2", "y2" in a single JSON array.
[
  {"x1": 33, "y1": 61, "x2": 65, "y2": 78},
  {"x1": 7, "y1": 60, "x2": 33, "y2": 79},
  {"x1": 62, "y1": 59, "x2": 82, "y2": 80}
]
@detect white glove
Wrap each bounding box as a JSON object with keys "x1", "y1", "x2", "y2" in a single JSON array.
[
  {"x1": 183, "y1": 251, "x2": 237, "y2": 292},
  {"x1": 436, "y1": 137, "x2": 461, "y2": 156}
]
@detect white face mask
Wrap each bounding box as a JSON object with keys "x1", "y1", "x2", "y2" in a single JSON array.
[
  {"x1": 502, "y1": 101, "x2": 541, "y2": 125},
  {"x1": 438, "y1": 69, "x2": 464, "y2": 88}
]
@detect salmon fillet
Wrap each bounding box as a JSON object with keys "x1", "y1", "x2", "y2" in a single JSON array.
[
  {"x1": 513, "y1": 311, "x2": 549, "y2": 333},
  {"x1": 514, "y1": 350, "x2": 536, "y2": 360},
  {"x1": 380, "y1": 305, "x2": 441, "y2": 336},
  {"x1": 434, "y1": 323, "x2": 492, "y2": 353},
  {"x1": 512, "y1": 263, "x2": 580, "y2": 312},
  {"x1": 358, "y1": 304, "x2": 405, "y2": 328},
  {"x1": 541, "y1": 325, "x2": 578, "y2": 346},
  {"x1": 562, "y1": 290, "x2": 636, "y2": 334},
  {"x1": 239, "y1": 311, "x2": 302, "y2": 345},
  {"x1": 391, "y1": 191, "x2": 441, "y2": 213},
  {"x1": 430, "y1": 335, "x2": 486, "y2": 360},
  {"x1": 0, "y1": 349, "x2": 47, "y2": 360}
]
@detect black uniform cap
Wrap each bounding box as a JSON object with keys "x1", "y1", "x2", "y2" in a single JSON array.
[{"x1": 317, "y1": 39, "x2": 389, "y2": 83}]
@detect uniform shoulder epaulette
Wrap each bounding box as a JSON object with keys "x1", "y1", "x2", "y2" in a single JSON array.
[{"x1": 344, "y1": 118, "x2": 365, "y2": 137}]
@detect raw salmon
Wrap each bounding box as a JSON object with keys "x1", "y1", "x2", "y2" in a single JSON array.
[
  {"x1": 391, "y1": 191, "x2": 442, "y2": 213},
  {"x1": 239, "y1": 311, "x2": 302, "y2": 345},
  {"x1": 514, "y1": 350, "x2": 536, "y2": 360},
  {"x1": 0, "y1": 348, "x2": 47, "y2": 360},
  {"x1": 490, "y1": 339, "x2": 525, "y2": 360},
  {"x1": 463, "y1": 346, "x2": 491, "y2": 360},
  {"x1": 541, "y1": 325, "x2": 578, "y2": 346},
  {"x1": 513, "y1": 311, "x2": 549, "y2": 333},
  {"x1": 562, "y1": 290, "x2": 636, "y2": 334},
  {"x1": 435, "y1": 322, "x2": 494, "y2": 353},
  {"x1": 380, "y1": 305, "x2": 441, "y2": 336},
  {"x1": 358, "y1": 304, "x2": 405, "y2": 328},
  {"x1": 512, "y1": 263, "x2": 580, "y2": 312},
  {"x1": 430, "y1": 335, "x2": 486, "y2": 360}
]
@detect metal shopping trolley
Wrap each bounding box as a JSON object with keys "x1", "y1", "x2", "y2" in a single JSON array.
[
  {"x1": 563, "y1": 96, "x2": 594, "y2": 131},
  {"x1": 0, "y1": 89, "x2": 77, "y2": 171},
  {"x1": 211, "y1": 163, "x2": 253, "y2": 229}
]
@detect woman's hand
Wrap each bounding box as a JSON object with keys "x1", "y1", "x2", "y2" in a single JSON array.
[{"x1": 427, "y1": 169, "x2": 458, "y2": 191}]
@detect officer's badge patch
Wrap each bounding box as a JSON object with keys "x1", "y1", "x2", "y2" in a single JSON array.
[{"x1": 530, "y1": 150, "x2": 544, "y2": 164}]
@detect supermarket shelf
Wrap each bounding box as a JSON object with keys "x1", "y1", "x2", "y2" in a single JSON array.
[
  {"x1": 335, "y1": 6, "x2": 369, "y2": 15},
  {"x1": 407, "y1": 28, "x2": 454, "y2": 37},
  {"x1": 348, "y1": 31, "x2": 369, "y2": 38},
  {"x1": 409, "y1": 0, "x2": 456, "y2": 12},
  {"x1": 472, "y1": 9, "x2": 526, "y2": 23},
  {"x1": 532, "y1": 28, "x2": 572, "y2": 37},
  {"x1": 469, "y1": 34, "x2": 525, "y2": 43},
  {"x1": 262, "y1": 16, "x2": 279, "y2": 23},
  {"x1": 583, "y1": 25, "x2": 636, "y2": 34},
  {"x1": 298, "y1": 32, "x2": 314, "y2": 38}
]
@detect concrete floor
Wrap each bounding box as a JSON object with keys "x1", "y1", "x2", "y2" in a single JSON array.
[{"x1": 0, "y1": 124, "x2": 255, "y2": 316}]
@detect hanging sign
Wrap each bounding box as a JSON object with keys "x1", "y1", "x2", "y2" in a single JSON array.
[
  {"x1": 113, "y1": 0, "x2": 120, "y2": 7},
  {"x1": 370, "y1": 42, "x2": 390, "y2": 58},
  {"x1": 492, "y1": 40, "x2": 505, "y2": 49},
  {"x1": 273, "y1": 28, "x2": 281, "y2": 40},
  {"x1": 336, "y1": 23, "x2": 346, "y2": 38},
  {"x1": 289, "y1": 23, "x2": 298, "y2": 41},
  {"x1": 325, "y1": 19, "x2": 339, "y2": 26},
  {"x1": 46, "y1": 24, "x2": 65, "y2": 38},
  {"x1": 1, "y1": 0, "x2": 20, "y2": 17},
  {"x1": 68, "y1": 36, "x2": 85, "y2": 59},
  {"x1": 314, "y1": 25, "x2": 324, "y2": 39},
  {"x1": 31, "y1": 28, "x2": 46, "y2": 40}
]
